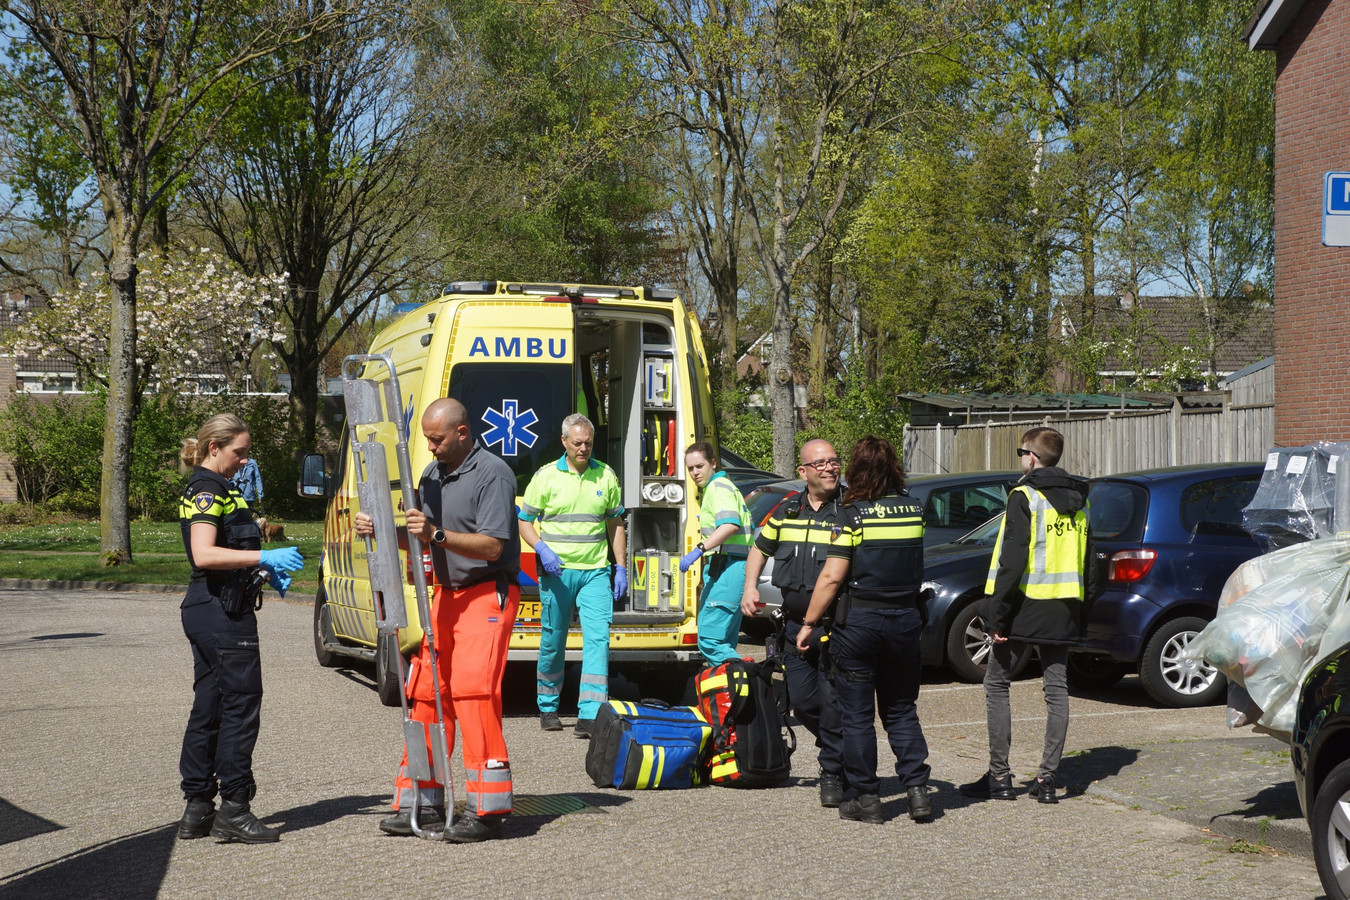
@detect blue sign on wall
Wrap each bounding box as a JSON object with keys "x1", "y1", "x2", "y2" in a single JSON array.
[{"x1": 1325, "y1": 172, "x2": 1350, "y2": 247}]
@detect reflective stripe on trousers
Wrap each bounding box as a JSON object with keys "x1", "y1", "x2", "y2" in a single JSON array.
[{"x1": 392, "y1": 581, "x2": 518, "y2": 816}]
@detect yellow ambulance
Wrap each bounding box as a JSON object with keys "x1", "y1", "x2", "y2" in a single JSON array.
[{"x1": 300, "y1": 281, "x2": 716, "y2": 704}]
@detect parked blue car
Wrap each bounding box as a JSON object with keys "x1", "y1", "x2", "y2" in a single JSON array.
[
  {"x1": 918, "y1": 463, "x2": 1265, "y2": 697},
  {"x1": 1068, "y1": 463, "x2": 1265, "y2": 707}
]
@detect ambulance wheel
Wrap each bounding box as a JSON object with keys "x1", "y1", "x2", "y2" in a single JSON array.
[
  {"x1": 375, "y1": 632, "x2": 403, "y2": 707},
  {"x1": 313, "y1": 588, "x2": 340, "y2": 668}
]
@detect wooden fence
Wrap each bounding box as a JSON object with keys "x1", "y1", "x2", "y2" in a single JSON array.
[{"x1": 902, "y1": 400, "x2": 1274, "y2": 478}]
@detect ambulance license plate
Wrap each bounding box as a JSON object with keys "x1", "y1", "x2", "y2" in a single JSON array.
[{"x1": 516, "y1": 600, "x2": 541, "y2": 623}]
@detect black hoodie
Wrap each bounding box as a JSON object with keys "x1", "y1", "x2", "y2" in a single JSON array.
[{"x1": 981, "y1": 466, "x2": 1099, "y2": 644}]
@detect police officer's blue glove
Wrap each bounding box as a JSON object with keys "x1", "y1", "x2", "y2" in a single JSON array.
[
  {"x1": 267, "y1": 568, "x2": 292, "y2": 598},
  {"x1": 534, "y1": 541, "x2": 563, "y2": 577},
  {"x1": 259, "y1": 546, "x2": 304, "y2": 574},
  {"x1": 678, "y1": 546, "x2": 704, "y2": 573},
  {"x1": 613, "y1": 564, "x2": 628, "y2": 600}
]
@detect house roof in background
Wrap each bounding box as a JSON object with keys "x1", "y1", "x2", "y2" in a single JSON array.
[
  {"x1": 1245, "y1": 0, "x2": 1307, "y2": 49},
  {"x1": 1060, "y1": 295, "x2": 1274, "y2": 375}
]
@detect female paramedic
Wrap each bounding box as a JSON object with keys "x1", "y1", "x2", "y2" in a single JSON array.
[
  {"x1": 175, "y1": 414, "x2": 304, "y2": 844},
  {"x1": 680, "y1": 442, "x2": 754, "y2": 664},
  {"x1": 796, "y1": 436, "x2": 933, "y2": 824}
]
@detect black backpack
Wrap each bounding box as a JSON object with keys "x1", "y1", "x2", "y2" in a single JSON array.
[{"x1": 695, "y1": 658, "x2": 795, "y2": 787}]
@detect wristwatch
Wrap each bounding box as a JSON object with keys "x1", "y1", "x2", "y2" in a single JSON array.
[{"x1": 432, "y1": 528, "x2": 446, "y2": 546}]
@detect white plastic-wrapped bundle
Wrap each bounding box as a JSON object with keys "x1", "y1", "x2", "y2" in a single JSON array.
[{"x1": 1186, "y1": 538, "x2": 1350, "y2": 737}]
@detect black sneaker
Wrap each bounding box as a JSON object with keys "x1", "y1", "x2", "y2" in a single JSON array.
[
  {"x1": 959, "y1": 771, "x2": 1016, "y2": 801},
  {"x1": 838, "y1": 793, "x2": 884, "y2": 824},
  {"x1": 1029, "y1": 775, "x2": 1058, "y2": 804},
  {"x1": 540, "y1": 712, "x2": 563, "y2": 731},
  {"x1": 819, "y1": 771, "x2": 845, "y2": 808},
  {"x1": 379, "y1": 806, "x2": 446, "y2": 836},
  {"x1": 907, "y1": 785, "x2": 933, "y2": 821},
  {"x1": 574, "y1": 718, "x2": 595, "y2": 738},
  {"x1": 443, "y1": 812, "x2": 505, "y2": 843}
]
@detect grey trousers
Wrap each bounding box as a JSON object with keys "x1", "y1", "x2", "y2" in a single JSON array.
[{"x1": 984, "y1": 641, "x2": 1069, "y2": 781}]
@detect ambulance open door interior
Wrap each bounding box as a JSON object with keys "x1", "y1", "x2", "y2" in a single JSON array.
[{"x1": 574, "y1": 308, "x2": 685, "y2": 623}]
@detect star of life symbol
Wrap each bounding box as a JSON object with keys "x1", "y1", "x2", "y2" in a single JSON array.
[{"x1": 481, "y1": 400, "x2": 539, "y2": 456}]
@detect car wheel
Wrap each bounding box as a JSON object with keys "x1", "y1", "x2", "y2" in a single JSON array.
[
  {"x1": 1066, "y1": 652, "x2": 1130, "y2": 691},
  {"x1": 1138, "y1": 615, "x2": 1226, "y2": 707},
  {"x1": 313, "y1": 588, "x2": 340, "y2": 668},
  {"x1": 945, "y1": 600, "x2": 1030, "y2": 683},
  {"x1": 1312, "y1": 759, "x2": 1350, "y2": 900},
  {"x1": 374, "y1": 631, "x2": 404, "y2": 707}
]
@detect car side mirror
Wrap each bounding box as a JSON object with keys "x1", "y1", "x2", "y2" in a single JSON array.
[{"x1": 298, "y1": 453, "x2": 329, "y2": 498}]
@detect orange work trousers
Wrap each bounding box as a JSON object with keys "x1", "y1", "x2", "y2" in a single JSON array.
[{"x1": 392, "y1": 580, "x2": 519, "y2": 817}]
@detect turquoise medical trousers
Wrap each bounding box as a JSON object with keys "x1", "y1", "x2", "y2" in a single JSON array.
[
  {"x1": 697, "y1": 556, "x2": 745, "y2": 665},
  {"x1": 536, "y1": 567, "x2": 612, "y2": 720}
]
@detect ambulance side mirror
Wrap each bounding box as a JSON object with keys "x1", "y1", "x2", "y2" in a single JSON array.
[{"x1": 298, "y1": 453, "x2": 329, "y2": 498}]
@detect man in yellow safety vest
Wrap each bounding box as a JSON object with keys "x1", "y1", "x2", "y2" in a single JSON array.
[{"x1": 960, "y1": 426, "x2": 1098, "y2": 806}]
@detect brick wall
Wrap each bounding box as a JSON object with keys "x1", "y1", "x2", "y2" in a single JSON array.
[{"x1": 1274, "y1": 0, "x2": 1350, "y2": 445}]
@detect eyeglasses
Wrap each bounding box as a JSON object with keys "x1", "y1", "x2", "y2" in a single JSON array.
[
  {"x1": 801, "y1": 457, "x2": 841, "y2": 471},
  {"x1": 1016, "y1": 448, "x2": 1039, "y2": 458}
]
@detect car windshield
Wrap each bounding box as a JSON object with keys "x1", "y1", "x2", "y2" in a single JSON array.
[
  {"x1": 954, "y1": 513, "x2": 1005, "y2": 545},
  {"x1": 1088, "y1": 481, "x2": 1149, "y2": 542},
  {"x1": 747, "y1": 489, "x2": 793, "y2": 526}
]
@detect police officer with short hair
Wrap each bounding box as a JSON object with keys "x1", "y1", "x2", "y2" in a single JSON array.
[
  {"x1": 176, "y1": 414, "x2": 304, "y2": 844},
  {"x1": 742, "y1": 439, "x2": 848, "y2": 808},
  {"x1": 798, "y1": 436, "x2": 932, "y2": 824}
]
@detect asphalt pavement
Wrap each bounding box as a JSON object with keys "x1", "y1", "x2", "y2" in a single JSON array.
[{"x1": 0, "y1": 583, "x2": 1324, "y2": 899}]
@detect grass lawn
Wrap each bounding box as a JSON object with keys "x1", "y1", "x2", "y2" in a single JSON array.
[{"x1": 0, "y1": 520, "x2": 325, "y2": 593}]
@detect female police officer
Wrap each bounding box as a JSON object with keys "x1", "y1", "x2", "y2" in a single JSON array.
[
  {"x1": 680, "y1": 441, "x2": 754, "y2": 664},
  {"x1": 796, "y1": 436, "x2": 933, "y2": 824},
  {"x1": 176, "y1": 414, "x2": 303, "y2": 843}
]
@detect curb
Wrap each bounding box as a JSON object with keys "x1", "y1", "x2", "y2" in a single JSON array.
[
  {"x1": 1085, "y1": 781, "x2": 1311, "y2": 858},
  {"x1": 0, "y1": 577, "x2": 315, "y2": 606}
]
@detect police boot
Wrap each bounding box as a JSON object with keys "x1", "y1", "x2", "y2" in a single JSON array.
[
  {"x1": 177, "y1": 798, "x2": 215, "y2": 840},
  {"x1": 838, "y1": 794, "x2": 884, "y2": 824},
  {"x1": 443, "y1": 812, "x2": 505, "y2": 843},
  {"x1": 210, "y1": 799, "x2": 281, "y2": 844},
  {"x1": 907, "y1": 785, "x2": 933, "y2": 821},
  {"x1": 819, "y1": 771, "x2": 845, "y2": 808}
]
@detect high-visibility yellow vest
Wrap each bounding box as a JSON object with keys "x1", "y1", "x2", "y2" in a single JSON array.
[
  {"x1": 519, "y1": 456, "x2": 624, "y2": 570},
  {"x1": 697, "y1": 472, "x2": 753, "y2": 558},
  {"x1": 984, "y1": 485, "x2": 1088, "y2": 600}
]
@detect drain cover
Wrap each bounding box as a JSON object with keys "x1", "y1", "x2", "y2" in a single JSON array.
[{"x1": 511, "y1": 795, "x2": 604, "y2": 817}]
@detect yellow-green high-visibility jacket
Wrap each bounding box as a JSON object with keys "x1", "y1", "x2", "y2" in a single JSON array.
[
  {"x1": 984, "y1": 485, "x2": 1089, "y2": 601},
  {"x1": 519, "y1": 455, "x2": 624, "y2": 570},
  {"x1": 697, "y1": 471, "x2": 753, "y2": 558}
]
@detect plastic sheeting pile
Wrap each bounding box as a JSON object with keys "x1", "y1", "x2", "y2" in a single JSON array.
[
  {"x1": 1185, "y1": 538, "x2": 1350, "y2": 742},
  {"x1": 1242, "y1": 442, "x2": 1350, "y2": 552}
]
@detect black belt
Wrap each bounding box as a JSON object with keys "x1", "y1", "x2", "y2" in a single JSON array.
[
  {"x1": 447, "y1": 572, "x2": 512, "y2": 591},
  {"x1": 850, "y1": 595, "x2": 921, "y2": 611}
]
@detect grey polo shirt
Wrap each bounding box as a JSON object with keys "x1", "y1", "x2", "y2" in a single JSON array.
[{"x1": 419, "y1": 444, "x2": 521, "y2": 589}]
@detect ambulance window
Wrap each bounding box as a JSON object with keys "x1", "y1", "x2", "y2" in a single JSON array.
[
  {"x1": 448, "y1": 362, "x2": 572, "y2": 494},
  {"x1": 686, "y1": 352, "x2": 705, "y2": 441}
]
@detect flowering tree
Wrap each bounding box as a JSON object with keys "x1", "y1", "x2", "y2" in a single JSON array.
[{"x1": 3, "y1": 248, "x2": 287, "y2": 395}]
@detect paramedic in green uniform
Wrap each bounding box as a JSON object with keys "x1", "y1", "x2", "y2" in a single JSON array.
[
  {"x1": 680, "y1": 442, "x2": 753, "y2": 664},
  {"x1": 520, "y1": 413, "x2": 627, "y2": 738}
]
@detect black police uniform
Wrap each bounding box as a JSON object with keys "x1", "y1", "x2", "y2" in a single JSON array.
[
  {"x1": 826, "y1": 491, "x2": 931, "y2": 797},
  {"x1": 178, "y1": 467, "x2": 265, "y2": 804},
  {"x1": 754, "y1": 489, "x2": 848, "y2": 778}
]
